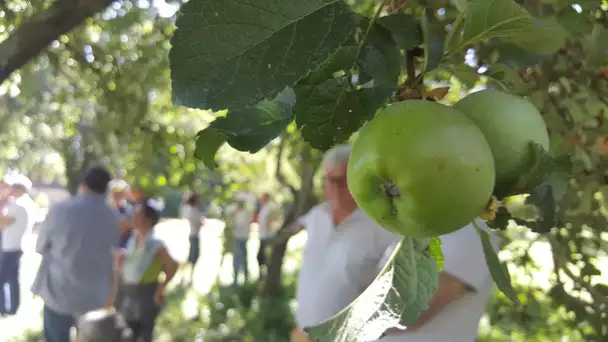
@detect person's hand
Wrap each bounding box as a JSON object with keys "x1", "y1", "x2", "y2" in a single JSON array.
[
  {"x1": 154, "y1": 286, "x2": 165, "y2": 306},
  {"x1": 103, "y1": 299, "x2": 115, "y2": 310},
  {"x1": 113, "y1": 248, "x2": 127, "y2": 272},
  {"x1": 290, "y1": 328, "x2": 312, "y2": 342}
]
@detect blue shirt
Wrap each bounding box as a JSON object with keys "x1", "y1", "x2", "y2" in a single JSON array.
[{"x1": 31, "y1": 193, "x2": 120, "y2": 315}]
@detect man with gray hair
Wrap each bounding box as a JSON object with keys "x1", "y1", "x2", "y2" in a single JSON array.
[
  {"x1": 288, "y1": 144, "x2": 400, "y2": 341},
  {"x1": 0, "y1": 173, "x2": 34, "y2": 316}
]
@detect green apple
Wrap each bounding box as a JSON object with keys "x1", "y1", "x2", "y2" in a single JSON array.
[
  {"x1": 347, "y1": 100, "x2": 495, "y2": 237},
  {"x1": 454, "y1": 90, "x2": 550, "y2": 188}
]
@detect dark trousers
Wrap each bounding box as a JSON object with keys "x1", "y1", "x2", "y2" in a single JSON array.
[
  {"x1": 127, "y1": 319, "x2": 155, "y2": 342},
  {"x1": 0, "y1": 250, "x2": 22, "y2": 315},
  {"x1": 232, "y1": 238, "x2": 249, "y2": 286},
  {"x1": 188, "y1": 235, "x2": 200, "y2": 265},
  {"x1": 257, "y1": 238, "x2": 271, "y2": 271},
  {"x1": 43, "y1": 306, "x2": 75, "y2": 342},
  {"x1": 120, "y1": 283, "x2": 161, "y2": 342}
]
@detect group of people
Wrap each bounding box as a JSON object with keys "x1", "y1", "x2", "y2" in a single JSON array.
[
  {"x1": 0, "y1": 167, "x2": 195, "y2": 342},
  {"x1": 226, "y1": 193, "x2": 281, "y2": 287},
  {"x1": 0, "y1": 143, "x2": 499, "y2": 342},
  {"x1": 0, "y1": 172, "x2": 35, "y2": 317}
]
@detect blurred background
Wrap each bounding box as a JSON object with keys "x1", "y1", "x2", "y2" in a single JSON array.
[{"x1": 0, "y1": 0, "x2": 606, "y2": 341}]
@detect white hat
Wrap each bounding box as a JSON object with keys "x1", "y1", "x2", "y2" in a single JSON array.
[
  {"x1": 4, "y1": 173, "x2": 32, "y2": 192},
  {"x1": 109, "y1": 179, "x2": 130, "y2": 192}
]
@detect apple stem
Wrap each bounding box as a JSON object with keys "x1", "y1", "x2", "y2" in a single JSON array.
[{"x1": 382, "y1": 181, "x2": 401, "y2": 215}]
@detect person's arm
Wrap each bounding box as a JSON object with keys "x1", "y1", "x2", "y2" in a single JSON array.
[
  {"x1": 0, "y1": 215, "x2": 14, "y2": 227},
  {"x1": 119, "y1": 218, "x2": 134, "y2": 235},
  {"x1": 385, "y1": 222, "x2": 496, "y2": 334},
  {"x1": 36, "y1": 206, "x2": 58, "y2": 254},
  {"x1": 274, "y1": 219, "x2": 306, "y2": 244},
  {"x1": 154, "y1": 246, "x2": 179, "y2": 305},
  {"x1": 104, "y1": 248, "x2": 127, "y2": 309},
  {"x1": 402, "y1": 273, "x2": 470, "y2": 332}
]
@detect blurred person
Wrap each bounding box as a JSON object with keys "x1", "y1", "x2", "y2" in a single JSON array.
[
  {"x1": 115, "y1": 198, "x2": 178, "y2": 342},
  {"x1": 285, "y1": 145, "x2": 400, "y2": 342},
  {"x1": 232, "y1": 200, "x2": 252, "y2": 287},
  {"x1": 0, "y1": 176, "x2": 10, "y2": 208},
  {"x1": 109, "y1": 180, "x2": 135, "y2": 249},
  {"x1": 180, "y1": 192, "x2": 205, "y2": 285},
  {"x1": 108, "y1": 180, "x2": 135, "y2": 309},
  {"x1": 179, "y1": 191, "x2": 193, "y2": 218},
  {"x1": 376, "y1": 219, "x2": 500, "y2": 342},
  {"x1": 256, "y1": 192, "x2": 281, "y2": 278},
  {"x1": 0, "y1": 174, "x2": 34, "y2": 316},
  {"x1": 0, "y1": 176, "x2": 10, "y2": 248},
  {"x1": 252, "y1": 197, "x2": 262, "y2": 224},
  {"x1": 31, "y1": 167, "x2": 120, "y2": 342}
]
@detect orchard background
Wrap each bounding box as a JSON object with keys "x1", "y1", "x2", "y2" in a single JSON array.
[{"x1": 0, "y1": 0, "x2": 607, "y2": 341}]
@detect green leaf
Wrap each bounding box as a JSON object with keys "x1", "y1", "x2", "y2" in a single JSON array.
[
  {"x1": 485, "y1": 64, "x2": 528, "y2": 94},
  {"x1": 510, "y1": 19, "x2": 568, "y2": 55},
  {"x1": 497, "y1": 43, "x2": 543, "y2": 69},
  {"x1": 524, "y1": 184, "x2": 557, "y2": 233},
  {"x1": 295, "y1": 23, "x2": 399, "y2": 150},
  {"x1": 377, "y1": 13, "x2": 423, "y2": 50},
  {"x1": 421, "y1": 11, "x2": 445, "y2": 72},
  {"x1": 523, "y1": 170, "x2": 570, "y2": 234},
  {"x1": 170, "y1": 0, "x2": 355, "y2": 112},
  {"x1": 445, "y1": 63, "x2": 527, "y2": 93},
  {"x1": 445, "y1": 0, "x2": 565, "y2": 56},
  {"x1": 450, "y1": 0, "x2": 469, "y2": 12},
  {"x1": 584, "y1": 25, "x2": 608, "y2": 69},
  {"x1": 473, "y1": 222, "x2": 519, "y2": 304},
  {"x1": 400, "y1": 249, "x2": 440, "y2": 325},
  {"x1": 305, "y1": 237, "x2": 439, "y2": 342},
  {"x1": 572, "y1": 0, "x2": 602, "y2": 11},
  {"x1": 295, "y1": 80, "x2": 390, "y2": 150},
  {"x1": 358, "y1": 24, "x2": 402, "y2": 87},
  {"x1": 304, "y1": 46, "x2": 360, "y2": 85},
  {"x1": 487, "y1": 206, "x2": 512, "y2": 230},
  {"x1": 446, "y1": 65, "x2": 480, "y2": 88},
  {"x1": 510, "y1": 141, "x2": 555, "y2": 193},
  {"x1": 427, "y1": 237, "x2": 444, "y2": 270},
  {"x1": 193, "y1": 129, "x2": 227, "y2": 170},
  {"x1": 194, "y1": 88, "x2": 295, "y2": 169},
  {"x1": 557, "y1": 6, "x2": 593, "y2": 36}
]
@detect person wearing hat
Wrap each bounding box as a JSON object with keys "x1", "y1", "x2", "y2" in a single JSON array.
[
  {"x1": 109, "y1": 180, "x2": 135, "y2": 249},
  {"x1": 31, "y1": 167, "x2": 120, "y2": 342},
  {"x1": 0, "y1": 173, "x2": 34, "y2": 316}
]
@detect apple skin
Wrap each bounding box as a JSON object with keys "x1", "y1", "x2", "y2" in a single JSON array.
[
  {"x1": 454, "y1": 90, "x2": 550, "y2": 187},
  {"x1": 347, "y1": 100, "x2": 495, "y2": 237}
]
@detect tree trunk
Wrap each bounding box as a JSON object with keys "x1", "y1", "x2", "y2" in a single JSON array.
[
  {"x1": 61, "y1": 138, "x2": 97, "y2": 196},
  {"x1": 263, "y1": 149, "x2": 318, "y2": 297}
]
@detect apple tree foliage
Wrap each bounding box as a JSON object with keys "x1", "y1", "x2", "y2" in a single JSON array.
[
  {"x1": 0, "y1": 1, "x2": 222, "y2": 196},
  {"x1": 169, "y1": 0, "x2": 608, "y2": 341}
]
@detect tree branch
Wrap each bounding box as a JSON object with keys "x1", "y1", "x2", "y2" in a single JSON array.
[
  {"x1": 0, "y1": 0, "x2": 113, "y2": 83},
  {"x1": 549, "y1": 236, "x2": 608, "y2": 308},
  {"x1": 275, "y1": 136, "x2": 297, "y2": 196}
]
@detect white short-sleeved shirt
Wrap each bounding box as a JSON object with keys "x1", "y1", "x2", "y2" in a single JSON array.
[
  {"x1": 295, "y1": 203, "x2": 400, "y2": 329},
  {"x1": 181, "y1": 204, "x2": 204, "y2": 236},
  {"x1": 258, "y1": 202, "x2": 280, "y2": 239},
  {"x1": 2, "y1": 195, "x2": 33, "y2": 251},
  {"x1": 377, "y1": 219, "x2": 500, "y2": 342},
  {"x1": 233, "y1": 208, "x2": 253, "y2": 239}
]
